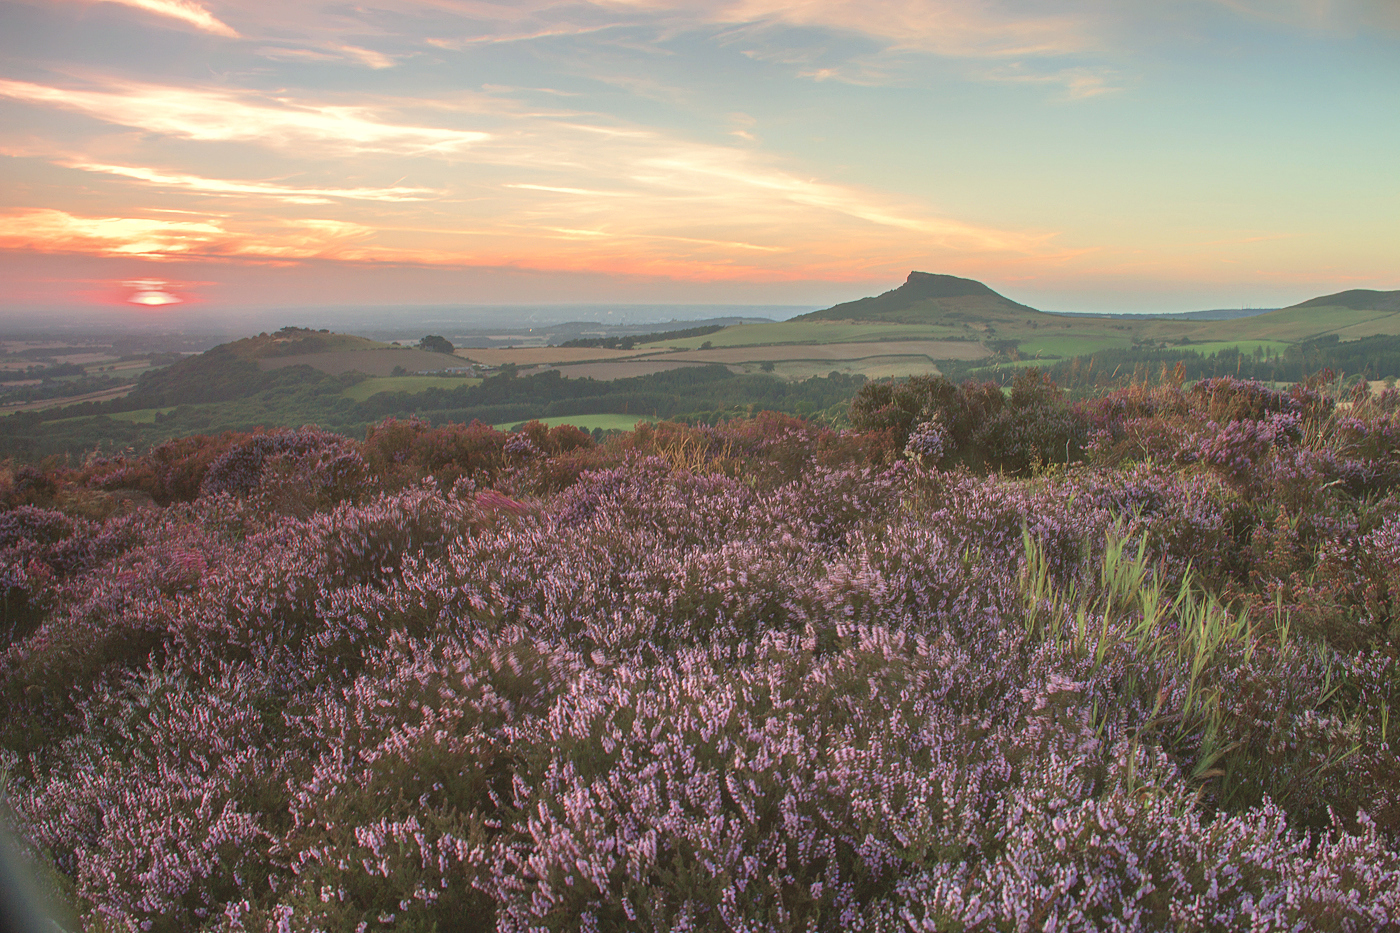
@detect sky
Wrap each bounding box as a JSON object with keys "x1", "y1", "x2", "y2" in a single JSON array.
[{"x1": 0, "y1": 0, "x2": 1397, "y2": 322}]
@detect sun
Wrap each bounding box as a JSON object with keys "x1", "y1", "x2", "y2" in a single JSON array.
[{"x1": 124, "y1": 279, "x2": 184, "y2": 306}]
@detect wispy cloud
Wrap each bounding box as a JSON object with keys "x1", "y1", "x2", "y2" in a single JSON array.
[
  {"x1": 596, "y1": 0, "x2": 1096, "y2": 59},
  {"x1": 503, "y1": 183, "x2": 629, "y2": 197},
  {"x1": 977, "y1": 63, "x2": 1121, "y2": 100},
  {"x1": 255, "y1": 44, "x2": 398, "y2": 69},
  {"x1": 425, "y1": 24, "x2": 622, "y2": 49},
  {"x1": 81, "y1": 0, "x2": 239, "y2": 37},
  {"x1": 0, "y1": 79, "x2": 489, "y2": 155},
  {"x1": 64, "y1": 161, "x2": 440, "y2": 203}
]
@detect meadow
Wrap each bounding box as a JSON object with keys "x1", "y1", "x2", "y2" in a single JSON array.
[{"x1": 2, "y1": 370, "x2": 1399, "y2": 931}]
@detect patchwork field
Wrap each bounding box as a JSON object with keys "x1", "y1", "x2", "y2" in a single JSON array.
[
  {"x1": 258, "y1": 349, "x2": 462, "y2": 376},
  {"x1": 540, "y1": 360, "x2": 716, "y2": 380},
  {"x1": 645, "y1": 339, "x2": 988, "y2": 365},
  {"x1": 634, "y1": 321, "x2": 971, "y2": 349}
]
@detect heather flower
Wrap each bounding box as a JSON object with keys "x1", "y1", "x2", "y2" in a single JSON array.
[{"x1": 503, "y1": 433, "x2": 540, "y2": 461}]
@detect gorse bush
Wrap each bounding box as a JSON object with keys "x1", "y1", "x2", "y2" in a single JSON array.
[{"x1": 3, "y1": 386, "x2": 1400, "y2": 931}]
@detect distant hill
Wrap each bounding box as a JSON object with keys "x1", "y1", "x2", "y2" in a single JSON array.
[
  {"x1": 1289, "y1": 289, "x2": 1400, "y2": 313},
  {"x1": 222, "y1": 326, "x2": 386, "y2": 360},
  {"x1": 117, "y1": 327, "x2": 441, "y2": 408},
  {"x1": 1210, "y1": 287, "x2": 1400, "y2": 342},
  {"x1": 793, "y1": 272, "x2": 1051, "y2": 326}
]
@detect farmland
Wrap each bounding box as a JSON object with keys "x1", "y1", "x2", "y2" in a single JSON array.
[
  {"x1": 632, "y1": 320, "x2": 970, "y2": 349},
  {"x1": 521, "y1": 359, "x2": 714, "y2": 380},
  {"x1": 637, "y1": 338, "x2": 988, "y2": 365},
  {"x1": 455, "y1": 346, "x2": 645, "y2": 366}
]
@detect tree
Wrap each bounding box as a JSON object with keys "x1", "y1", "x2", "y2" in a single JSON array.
[{"x1": 419, "y1": 335, "x2": 455, "y2": 354}]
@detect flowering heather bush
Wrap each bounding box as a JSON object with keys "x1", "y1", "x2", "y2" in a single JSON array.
[
  {"x1": 4, "y1": 388, "x2": 1400, "y2": 931},
  {"x1": 199, "y1": 428, "x2": 363, "y2": 499},
  {"x1": 903, "y1": 419, "x2": 948, "y2": 467},
  {"x1": 502, "y1": 431, "x2": 541, "y2": 461}
]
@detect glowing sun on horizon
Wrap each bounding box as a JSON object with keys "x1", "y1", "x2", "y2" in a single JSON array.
[{"x1": 124, "y1": 279, "x2": 183, "y2": 306}]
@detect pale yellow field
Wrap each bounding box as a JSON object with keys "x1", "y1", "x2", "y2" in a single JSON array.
[{"x1": 454, "y1": 347, "x2": 641, "y2": 366}]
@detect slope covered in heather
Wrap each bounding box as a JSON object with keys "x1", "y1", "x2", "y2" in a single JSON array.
[{"x1": 4, "y1": 378, "x2": 1400, "y2": 930}]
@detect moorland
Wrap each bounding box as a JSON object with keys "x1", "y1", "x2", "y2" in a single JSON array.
[{"x1": 2, "y1": 363, "x2": 1400, "y2": 929}]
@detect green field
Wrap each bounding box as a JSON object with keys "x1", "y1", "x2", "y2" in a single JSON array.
[
  {"x1": 494, "y1": 414, "x2": 657, "y2": 433},
  {"x1": 342, "y1": 375, "x2": 481, "y2": 402},
  {"x1": 1012, "y1": 333, "x2": 1136, "y2": 359}
]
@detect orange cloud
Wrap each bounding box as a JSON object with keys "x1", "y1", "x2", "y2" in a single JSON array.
[
  {"x1": 0, "y1": 209, "x2": 373, "y2": 260},
  {"x1": 0, "y1": 208, "x2": 229, "y2": 256},
  {"x1": 0, "y1": 80, "x2": 490, "y2": 155}
]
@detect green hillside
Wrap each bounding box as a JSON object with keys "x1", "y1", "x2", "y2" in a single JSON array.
[
  {"x1": 1206, "y1": 289, "x2": 1400, "y2": 343},
  {"x1": 793, "y1": 271, "x2": 1051, "y2": 326}
]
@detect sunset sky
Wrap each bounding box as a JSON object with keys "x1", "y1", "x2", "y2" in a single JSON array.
[{"x1": 0, "y1": 0, "x2": 1397, "y2": 319}]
